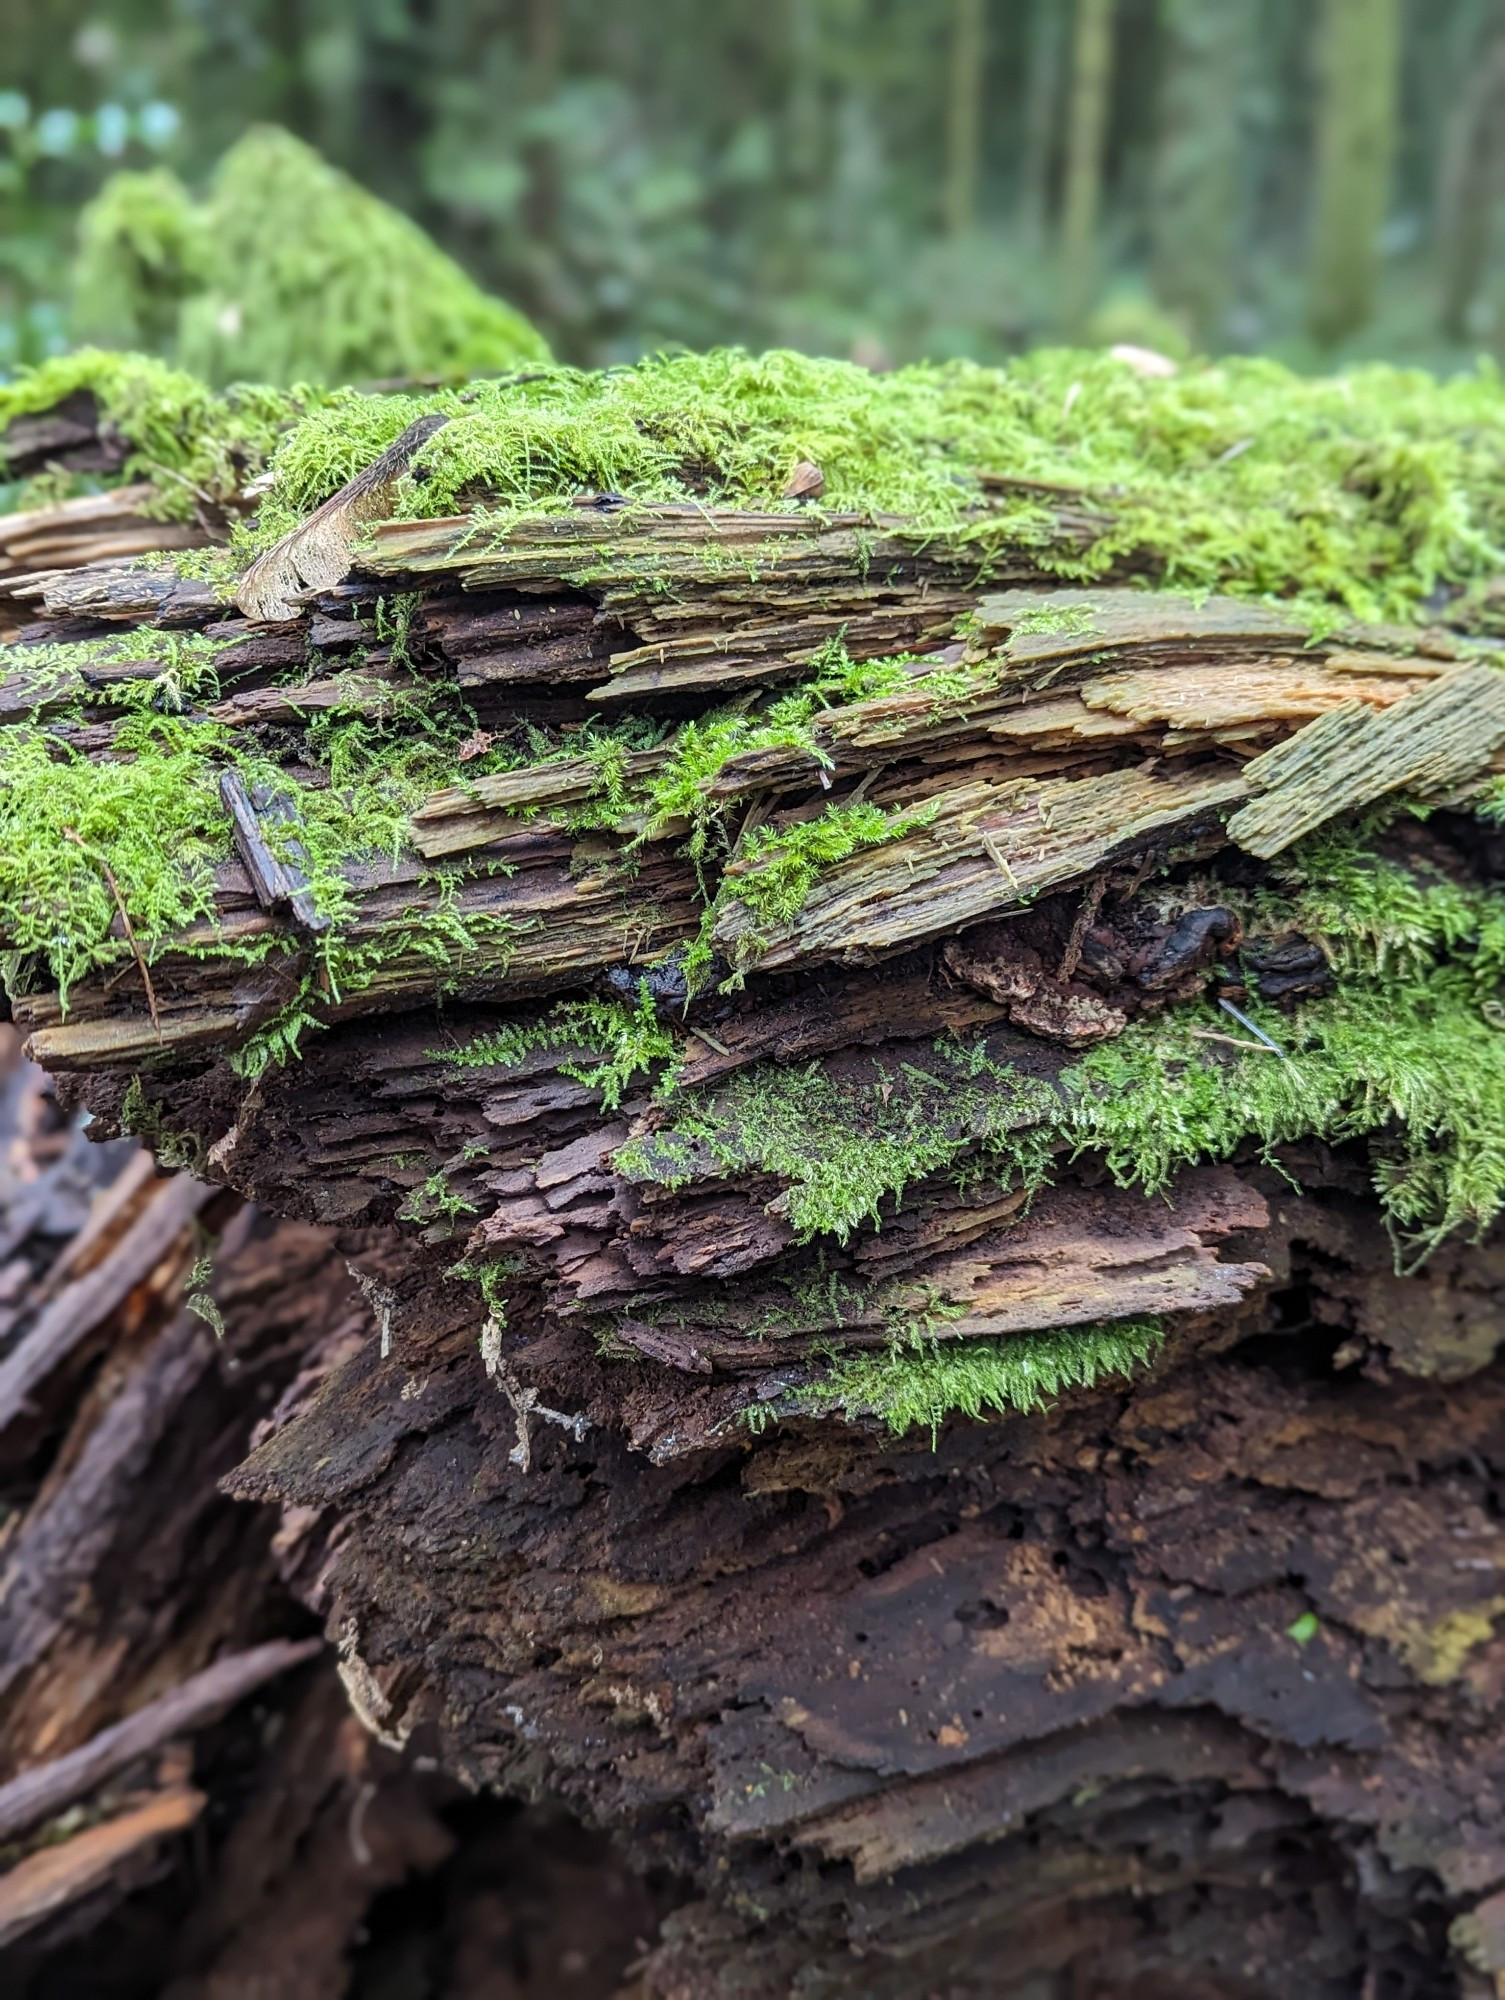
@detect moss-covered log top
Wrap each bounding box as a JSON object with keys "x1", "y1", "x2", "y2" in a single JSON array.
[{"x1": 5, "y1": 344, "x2": 1505, "y2": 1437}]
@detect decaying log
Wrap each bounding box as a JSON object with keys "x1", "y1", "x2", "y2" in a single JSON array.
[
  {"x1": 0, "y1": 1029, "x2": 667, "y2": 1993},
  {"x1": 10, "y1": 364, "x2": 1505, "y2": 1996}
]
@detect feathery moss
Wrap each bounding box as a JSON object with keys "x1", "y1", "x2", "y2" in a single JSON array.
[
  {"x1": 435, "y1": 985, "x2": 676, "y2": 1111},
  {"x1": 245, "y1": 345, "x2": 1505, "y2": 624},
  {"x1": 0, "y1": 350, "x2": 305, "y2": 521},
  {"x1": 755, "y1": 1315, "x2": 1167, "y2": 1438},
  {"x1": 616, "y1": 1041, "x2": 1060, "y2": 1243}
]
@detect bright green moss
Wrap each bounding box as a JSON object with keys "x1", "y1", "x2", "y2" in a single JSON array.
[
  {"x1": 246, "y1": 345, "x2": 1505, "y2": 624},
  {"x1": 0, "y1": 716, "x2": 234, "y2": 1005},
  {"x1": 617, "y1": 1042, "x2": 1060, "y2": 1243},
  {"x1": 1067, "y1": 972, "x2": 1505, "y2": 1267},
  {"x1": 755, "y1": 1315, "x2": 1166, "y2": 1438},
  {"x1": 727, "y1": 797, "x2": 941, "y2": 934},
  {"x1": 0, "y1": 652, "x2": 514, "y2": 1040},
  {"x1": 0, "y1": 349, "x2": 306, "y2": 520},
  {"x1": 436, "y1": 985, "x2": 677, "y2": 1111},
  {"x1": 71, "y1": 127, "x2": 548, "y2": 391},
  {"x1": 1065, "y1": 834, "x2": 1505, "y2": 1263},
  {"x1": 70, "y1": 169, "x2": 208, "y2": 356}
]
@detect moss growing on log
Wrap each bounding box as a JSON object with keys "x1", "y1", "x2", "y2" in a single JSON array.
[
  {"x1": 615, "y1": 1045, "x2": 1061, "y2": 1243},
  {"x1": 0, "y1": 351, "x2": 304, "y2": 521},
  {"x1": 619, "y1": 830, "x2": 1505, "y2": 1259},
  {"x1": 1066, "y1": 837, "x2": 1505, "y2": 1263},
  {"x1": 72, "y1": 126, "x2": 548, "y2": 390},
  {"x1": 754, "y1": 1315, "x2": 1167, "y2": 1437},
  {"x1": 250, "y1": 345, "x2": 1505, "y2": 623}
]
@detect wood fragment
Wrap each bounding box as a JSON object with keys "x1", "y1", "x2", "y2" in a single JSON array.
[
  {"x1": 1228, "y1": 666, "x2": 1505, "y2": 855},
  {"x1": 0, "y1": 1171, "x2": 212, "y2": 1434},
  {"x1": 0, "y1": 1787, "x2": 206, "y2": 1948},
  {"x1": 218, "y1": 769, "x2": 330, "y2": 936},
  {"x1": 0, "y1": 1639, "x2": 321, "y2": 1843}
]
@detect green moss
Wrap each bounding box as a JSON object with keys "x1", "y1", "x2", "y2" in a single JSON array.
[
  {"x1": 0, "y1": 641, "x2": 520, "y2": 1057},
  {"x1": 0, "y1": 716, "x2": 234, "y2": 1005},
  {"x1": 0, "y1": 349, "x2": 305, "y2": 521},
  {"x1": 247, "y1": 345, "x2": 1505, "y2": 624},
  {"x1": 70, "y1": 168, "x2": 208, "y2": 356},
  {"x1": 615, "y1": 827, "x2": 1505, "y2": 1266},
  {"x1": 754, "y1": 1315, "x2": 1166, "y2": 1438},
  {"x1": 1065, "y1": 834, "x2": 1505, "y2": 1264},
  {"x1": 617, "y1": 1040, "x2": 1060, "y2": 1243},
  {"x1": 726, "y1": 797, "x2": 941, "y2": 935},
  {"x1": 1068, "y1": 972, "x2": 1505, "y2": 1267},
  {"x1": 71, "y1": 127, "x2": 547, "y2": 392},
  {"x1": 435, "y1": 984, "x2": 677, "y2": 1111}
]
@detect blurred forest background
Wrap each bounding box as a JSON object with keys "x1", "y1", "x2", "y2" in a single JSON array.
[{"x1": 4, "y1": 0, "x2": 1505, "y2": 379}]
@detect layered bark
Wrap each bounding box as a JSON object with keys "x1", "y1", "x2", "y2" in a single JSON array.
[{"x1": 6, "y1": 386, "x2": 1505, "y2": 1998}]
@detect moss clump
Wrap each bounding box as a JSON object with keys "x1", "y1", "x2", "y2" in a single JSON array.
[
  {"x1": 70, "y1": 169, "x2": 208, "y2": 357},
  {"x1": 727, "y1": 799, "x2": 941, "y2": 933},
  {"x1": 758, "y1": 1315, "x2": 1166, "y2": 1438},
  {"x1": 1068, "y1": 960, "x2": 1505, "y2": 1269},
  {"x1": 72, "y1": 126, "x2": 548, "y2": 390},
  {"x1": 0, "y1": 350, "x2": 304, "y2": 521},
  {"x1": 1058, "y1": 834, "x2": 1505, "y2": 1262},
  {"x1": 436, "y1": 985, "x2": 677, "y2": 1112},
  {"x1": 617, "y1": 1041, "x2": 1060, "y2": 1243},
  {"x1": 249, "y1": 345, "x2": 1505, "y2": 623},
  {"x1": 0, "y1": 715, "x2": 233, "y2": 1005},
  {"x1": 0, "y1": 653, "x2": 512, "y2": 1037}
]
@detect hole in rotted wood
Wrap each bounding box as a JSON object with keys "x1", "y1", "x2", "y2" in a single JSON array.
[{"x1": 345, "y1": 1794, "x2": 685, "y2": 2000}]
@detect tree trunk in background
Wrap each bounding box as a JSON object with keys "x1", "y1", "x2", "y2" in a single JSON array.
[
  {"x1": 944, "y1": 0, "x2": 987, "y2": 239},
  {"x1": 787, "y1": 0, "x2": 825, "y2": 191},
  {"x1": 1305, "y1": 0, "x2": 1401, "y2": 345},
  {"x1": 523, "y1": 0, "x2": 562, "y2": 306},
  {"x1": 1435, "y1": 1, "x2": 1505, "y2": 342},
  {"x1": 1058, "y1": 0, "x2": 1116, "y2": 337},
  {"x1": 1150, "y1": 0, "x2": 1254, "y2": 350},
  {"x1": 1017, "y1": 0, "x2": 1065, "y2": 244}
]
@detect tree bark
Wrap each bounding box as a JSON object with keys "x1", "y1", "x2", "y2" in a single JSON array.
[
  {"x1": 1306, "y1": 0, "x2": 1402, "y2": 346},
  {"x1": 1434, "y1": 0, "x2": 1505, "y2": 342},
  {"x1": 1058, "y1": 0, "x2": 1115, "y2": 337},
  {"x1": 944, "y1": 0, "x2": 987, "y2": 239},
  {"x1": 1150, "y1": 0, "x2": 1254, "y2": 350}
]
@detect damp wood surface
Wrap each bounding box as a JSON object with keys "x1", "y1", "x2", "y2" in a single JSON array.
[{"x1": 8, "y1": 356, "x2": 1505, "y2": 1998}]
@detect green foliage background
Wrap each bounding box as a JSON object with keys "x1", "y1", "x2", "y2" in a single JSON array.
[{"x1": 5, "y1": 0, "x2": 1505, "y2": 376}]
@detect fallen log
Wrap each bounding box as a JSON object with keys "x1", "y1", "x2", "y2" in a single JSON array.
[
  {"x1": 0, "y1": 1029, "x2": 661, "y2": 1992},
  {"x1": 8, "y1": 344, "x2": 1505, "y2": 1994}
]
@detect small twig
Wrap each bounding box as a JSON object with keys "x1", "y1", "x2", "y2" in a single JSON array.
[
  {"x1": 980, "y1": 831, "x2": 1021, "y2": 889},
  {"x1": 348, "y1": 1265, "x2": 399, "y2": 1358},
  {"x1": 481, "y1": 1318, "x2": 589, "y2": 1471},
  {"x1": 347, "y1": 1780, "x2": 378, "y2": 1867},
  {"x1": 1217, "y1": 997, "x2": 1291, "y2": 1061},
  {"x1": 61, "y1": 828, "x2": 160, "y2": 1038},
  {"x1": 690, "y1": 1027, "x2": 733, "y2": 1056},
  {"x1": 1058, "y1": 872, "x2": 1108, "y2": 981},
  {"x1": 1190, "y1": 1028, "x2": 1281, "y2": 1055}
]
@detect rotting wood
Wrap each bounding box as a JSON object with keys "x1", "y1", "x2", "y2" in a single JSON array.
[
  {"x1": 10, "y1": 378, "x2": 1505, "y2": 1998},
  {"x1": 0, "y1": 1786, "x2": 207, "y2": 1949},
  {"x1": 0, "y1": 1638, "x2": 322, "y2": 1843}
]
